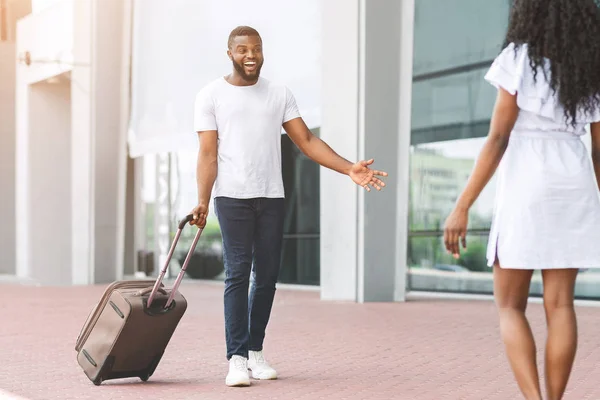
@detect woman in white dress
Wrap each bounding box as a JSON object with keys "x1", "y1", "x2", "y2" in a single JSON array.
[{"x1": 443, "y1": 1, "x2": 600, "y2": 399}]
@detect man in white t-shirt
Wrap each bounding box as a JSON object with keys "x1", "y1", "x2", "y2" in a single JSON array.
[{"x1": 190, "y1": 26, "x2": 388, "y2": 387}]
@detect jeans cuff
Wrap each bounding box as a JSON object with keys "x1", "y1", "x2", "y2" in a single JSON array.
[{"x1": 227, "y1": 352, "x2": 249, "y2": 360}]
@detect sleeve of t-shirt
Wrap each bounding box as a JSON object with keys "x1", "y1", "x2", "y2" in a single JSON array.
[
  {"x1": 193, "y1": 88, "x2": 217, "y2": 132},
  {"x1": 484, "y1": 42, "x2": 523, "y2": 95},
  {"x1": 283, "y1": 86, "x2": 301, "y2": 124}
]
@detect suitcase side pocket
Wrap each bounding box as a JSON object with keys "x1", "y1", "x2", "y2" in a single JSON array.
[
  {"x1": 75, "y1": 303, "x2": 98, "y2": 350},
  {"x1": 75, "y1": 280, "x2": 158, "y2": 352},
  {"x1": 77, "y1": 293, "x2": 132, "y2": 385}
]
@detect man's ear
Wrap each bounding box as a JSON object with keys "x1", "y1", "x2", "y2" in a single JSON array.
[{"x1": 227, "y1": 49, "x2": 232, "y2": 60}]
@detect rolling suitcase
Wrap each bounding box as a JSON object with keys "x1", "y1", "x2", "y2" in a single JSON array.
[{"x1": 75, "y1": 214, "x2": 202, "y2": 385}]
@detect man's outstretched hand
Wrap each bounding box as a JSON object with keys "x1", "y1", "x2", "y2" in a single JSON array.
[{"x1": 349, "y1": 159, "x2": 388, "y2": 191}]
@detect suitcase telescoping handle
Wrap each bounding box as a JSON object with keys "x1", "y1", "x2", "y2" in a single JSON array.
[{"x1": 147, "y1": 214, "x2": 203, "y2": 309}]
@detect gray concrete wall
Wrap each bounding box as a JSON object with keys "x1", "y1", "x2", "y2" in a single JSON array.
[
  {"x1": 320, "y1": 0, "x2": 414, "y2": 302},
  {"x1": 123, "y1": 155, "x2": 135, "y2": 276},
  {"x1": 0, "y1": 43, "x2": 16, "y2": 275},
  {"x1": 0, "y1": 0, "x2": 30, "y2": 276}
]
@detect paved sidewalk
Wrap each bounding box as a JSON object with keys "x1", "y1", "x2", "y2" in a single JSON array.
[{"x1": 1, "y1": 281, "x2": 600, "y2": 400}]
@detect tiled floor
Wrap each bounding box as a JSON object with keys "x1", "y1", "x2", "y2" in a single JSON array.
[{"x1": 1, "y1": 281, "x2": 600, "y2": 399}]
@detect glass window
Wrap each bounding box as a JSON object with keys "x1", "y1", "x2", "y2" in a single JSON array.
[
  {"x1": 145, "y1": 130, "x2": 321, "y2": 285},
  {"x1": 408, "y1": 0, "x2": 510, "y2": 295},
  {"x1": 171, "y1": 149, "x2": 224, "y2": 281},
  {"x1": 280, "y1": 130, "x2": 321, "y2": 285},
  {"x1": 408, "y1": 0, "x2": 600, "y2": 300}
]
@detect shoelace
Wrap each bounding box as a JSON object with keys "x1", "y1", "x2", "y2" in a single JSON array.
[
  {"x1": 233, "y1": 357, "x2": 247, "y2": 371},
  {"x1": 253, "y1": 352, "x2": 265, "y2": 364}
]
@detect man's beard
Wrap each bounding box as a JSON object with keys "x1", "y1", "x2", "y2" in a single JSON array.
[{"x1": 232, "y1": 59, "x2": 262, "y2": 81}]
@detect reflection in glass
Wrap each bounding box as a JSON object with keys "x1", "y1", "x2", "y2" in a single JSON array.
[
  {"x1": 408, "y1": 231, "x2": 600, "y2": 299},
  {"x1": 407, "y1": 0, "x2": 600, "y2": 300},
  {"x1": 142, "y1": 154, "x2": 156, "y2": 252},
  {"x1": 411, "y1": 70, "x2": 497, "y2": 145},
  {"x1": 408, "y1": 0, "x2": 511, "y2": 294},
  {"x1": 153, "y1": 132, "x2": 321, "y2": 285},
  {"x1": 408, "y1": 235, "x2": 493, "y2": 294},
  {"x1": 408, "y1": 234, "x2": 489, "y2": 272},
  {"x1": 280, "y1": 131, "x2": 320, "y2": 285},
  {"x1": 409, "y1": 138, "x2": 497, "y2": 232},
  {"x1": 412, "y1": 0, "x2": 510, "y2": 76},
  {"x1": 279, "y1": 238, "x2": 320, "y2": 285},
  {"x1": 168, "y1": 149, "x2": 224, "y2": 280}
]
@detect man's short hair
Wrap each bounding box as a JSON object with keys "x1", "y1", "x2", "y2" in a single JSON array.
[{"x1": 228, "y1": 26, "x2": 262, "y2": 49}]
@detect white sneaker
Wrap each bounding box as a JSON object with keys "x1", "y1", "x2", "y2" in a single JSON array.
[
  {"x1": 248, "y1": 350, "x2": 278, "y2": 380},
  {"x1": 226, "y1": 355, "x2": 251, "y2": 387}
]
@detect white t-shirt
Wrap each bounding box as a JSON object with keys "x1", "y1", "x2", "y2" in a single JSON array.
[{"x1": 194, "y1": 76, "x2": 301, "y2": 199}]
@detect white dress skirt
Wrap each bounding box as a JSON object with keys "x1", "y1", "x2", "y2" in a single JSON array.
[{"x1": 484, "y1": 43, "x2": 600, "y2": 270}]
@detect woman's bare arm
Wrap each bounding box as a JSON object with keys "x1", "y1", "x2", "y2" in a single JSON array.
[{"x1": 443, "y1": 88, "x2": 520, "y2": 257}]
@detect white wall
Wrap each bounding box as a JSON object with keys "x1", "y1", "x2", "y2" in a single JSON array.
[
  {"x1": 319, "y1": 0, "x2": 360, "y2": 301},
  {"x1": 91, "y1": 0, "x2": 128, "y2": 283},
  {"x1": 15, "y1": 1, "x2": 73, "y2": 85},
  {"x1": 69, "y1": 0, "x2": 93, "y2": 285},
  {"x1": 15, "y1": 0, "x2": 130, "y2": 285},
  {"x1": 16, "y1": 1, "x2": 72, "y2": 283},
  {"x1": 27, "y1": 77, "x2": 72, "y2": 284},
  {"x1": 31, "y1": 0, "x2": 67, "y2": 13}
]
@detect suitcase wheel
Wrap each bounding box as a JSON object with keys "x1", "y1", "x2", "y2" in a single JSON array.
[
  {"x1": 139, "y1": 373, "x2": 150, "y2": 382},
  {"x1": 93, "y1": 377, "x2": 103, "y2": 386}
]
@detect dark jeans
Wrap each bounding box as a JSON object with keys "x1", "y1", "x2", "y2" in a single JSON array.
[{"x1": 214, "y1": 196, "x2": 285, "y2": 360}]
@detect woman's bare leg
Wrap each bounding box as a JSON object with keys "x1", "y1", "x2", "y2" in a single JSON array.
[
  {"x1": 541, "y1": 268, "x2": 578, "y2": 400},
  {"x1": 493, "y1": 265, "x2": 542, "y2": 400}
]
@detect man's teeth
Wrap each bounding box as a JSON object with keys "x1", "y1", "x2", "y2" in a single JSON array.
[{"x1": 244, "y1": 62, "x2": 256, "y2": 66}]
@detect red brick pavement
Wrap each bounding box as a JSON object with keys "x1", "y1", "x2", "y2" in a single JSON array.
[{"x1": 1, "y1": 281, "x2": 600, "y2": 400}]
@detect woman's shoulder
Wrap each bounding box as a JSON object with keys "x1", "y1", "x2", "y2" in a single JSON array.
[
  {"x1": 498, "y1": 41, "x2": 526, "y2": 56},
  {"x1": 484, "y1": 42, "x2": 532, "y2": 95},
  {"x1": 495, "y1": 42, "x2": 534, "y2": 72},
  {"x1": 485, "y1": 42, "x2": 600, "y2": 124}
]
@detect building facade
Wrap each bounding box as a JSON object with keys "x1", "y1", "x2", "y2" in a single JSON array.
[{"x1": 3, "y1": 0, "x2": 600, "y2": 300}]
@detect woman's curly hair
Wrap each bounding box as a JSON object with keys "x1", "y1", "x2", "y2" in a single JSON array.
[{"x1": 503, "y1": 0, "x2": 600, "y2": 126}]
